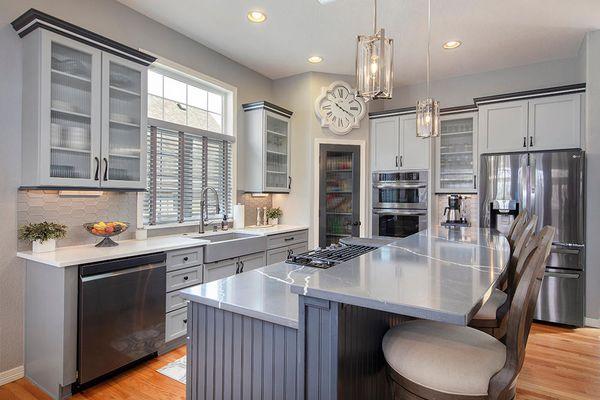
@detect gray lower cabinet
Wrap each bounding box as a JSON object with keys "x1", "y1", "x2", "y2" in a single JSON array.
[
  {"x1": 238, "y1": 251, "x2": 267, "y2": 273},
  {"x1": 204, "y1": 251, "x2": 268, "y2": 282},
  {"x1": 267, "y1": 241, "x2": 308, "y2": 265},
  {"x1": 265, "y1": 229, "x2": 309, "y2": 265},
  {"x1": 165, "y1": 247, "x2": 204, "y2": 343}
]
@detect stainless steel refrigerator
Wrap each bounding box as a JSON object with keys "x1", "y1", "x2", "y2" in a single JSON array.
[{"x1": 479, "y1": 149, "x2": 585, "y2": 326}]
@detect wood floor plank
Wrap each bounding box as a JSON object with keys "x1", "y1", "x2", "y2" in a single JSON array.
[{"x1": 2, "y1": 324, "x2": 599, "y2": 399}]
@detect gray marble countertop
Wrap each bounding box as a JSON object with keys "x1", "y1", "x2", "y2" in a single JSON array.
[
  {"x1": 290, "y1": 226, "x2": 510, "y2": 325},
  {"x1": 181, "y1": 227, "x2": 510, "y2": 328}
]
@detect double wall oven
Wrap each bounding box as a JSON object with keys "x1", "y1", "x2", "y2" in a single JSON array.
[{"x1": 372, "y1": 171, "x2": 428, "y2": 238}]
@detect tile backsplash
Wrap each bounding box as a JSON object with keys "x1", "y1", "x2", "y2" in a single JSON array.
[
  {"x1": 17, "y1": 190, "x2": 138, "y2": 250},
  {"x1": 236, "y1": 192, "x2": 273, "y2": 226},
  {"x1": 434, "y1": 194, "x2": 479, "y2": 227}
]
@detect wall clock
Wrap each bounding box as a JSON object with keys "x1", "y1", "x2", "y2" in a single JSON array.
[{"x1": 314, "y1": 81, "x2": 366, "y2": 135}]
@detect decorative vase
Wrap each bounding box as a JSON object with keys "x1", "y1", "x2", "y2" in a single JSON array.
[
  {"x1": 271, "y1": 218, "x2": 279, "y2": 226},
  {"x1": 32, "y1": 239, "x2": 56, "y2": 253}
]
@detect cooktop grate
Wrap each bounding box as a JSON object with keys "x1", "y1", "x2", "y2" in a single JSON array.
[{"x1": 286, "y1": 244, "x2": 377, "y2": 268}]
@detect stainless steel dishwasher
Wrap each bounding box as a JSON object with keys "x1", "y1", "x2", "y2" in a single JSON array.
[{"x1": 78, "y1": 252, "x2": 166, "y2": 386}]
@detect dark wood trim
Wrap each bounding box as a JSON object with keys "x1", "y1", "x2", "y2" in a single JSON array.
[
  {"x1": 242, "y1": 101, "x2": 293, "y2": 117},
  {"x1": 474, "y1": 83, "x2": 586, "y2": 105},
  {"x1": 12, "y1": 8, "x2": 156, "y2": 66},
  {"x1": 19, "y1": 186, "x2": 147, "y2": 192}
]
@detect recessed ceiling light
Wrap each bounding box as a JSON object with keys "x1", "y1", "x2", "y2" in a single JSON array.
[
  {"x1": 247, "y1": 10, "x2": 267, "y2": 23},
  {"x1": 308, "y1": 56, "x2": 323, "y2": 64},
  {"x1": 443, "y1": 40, "x2": 462, "y2": 50}
]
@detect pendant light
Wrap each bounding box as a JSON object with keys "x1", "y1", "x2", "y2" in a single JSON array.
[
  {"x1": 416, "y1": 0, "x2": 440, "y2": 138},
  {"x1": 356, "y1": 0, "x2": 394, "y2": 101}
]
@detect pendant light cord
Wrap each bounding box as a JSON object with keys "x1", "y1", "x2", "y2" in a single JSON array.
[
  {"x1": 426, "y1": 0, "x2": 431, "y2": 97},
  {"x1": 373, "y1": 0, "x2": 378, "y2": 35}
]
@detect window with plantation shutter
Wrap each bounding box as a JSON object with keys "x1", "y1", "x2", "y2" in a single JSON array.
[{"x1": 143, "y1": 65, "x2": 234, "y2": 227}]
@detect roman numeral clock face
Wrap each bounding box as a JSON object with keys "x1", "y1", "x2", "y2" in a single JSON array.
[{"x1": 314, "y1": 81, "x2": 366, "y2": 135}]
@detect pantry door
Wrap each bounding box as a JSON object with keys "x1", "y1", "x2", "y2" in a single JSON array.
[{"x1": 318, "y1": 144, "x2": 361, "y2": 248}]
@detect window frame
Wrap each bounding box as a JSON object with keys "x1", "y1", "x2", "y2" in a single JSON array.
[{"x1": 138, "y1": 57, "x2": 237, "y2": 230}]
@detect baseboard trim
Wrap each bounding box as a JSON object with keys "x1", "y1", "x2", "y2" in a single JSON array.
[
  {"x1": 585, "y1": 318, "x2": 600, "y2": 328},
  {"x1": 0, "y1": 365, "x2": 24, "y2": 386}
]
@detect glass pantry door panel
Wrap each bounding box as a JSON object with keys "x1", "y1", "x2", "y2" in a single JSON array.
[
  {"x1": 439, "y1": 117, "x2": 475, "y2": 191},
  {"x1": 48, "y1": 37, "x2": 100, "y2": 183},
  {"x1": 265, "y1": 113, "x2": 289, "y2": 190},
  {"x1": 102, "y1": 55, "x2": 146, "y2": 187}
]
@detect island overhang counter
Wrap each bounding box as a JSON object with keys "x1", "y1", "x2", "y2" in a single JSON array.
[{"x1": 179, "y1": 226, "x2": 510, "y2": 400}]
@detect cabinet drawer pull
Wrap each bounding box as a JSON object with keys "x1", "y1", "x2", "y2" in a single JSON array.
[
  {"x1": 183, "y1": 256, "x2": 189, "y2": 262},
  {"x1": 183, "y1": 276, "x2": 189, "y2": 281},
  {"x1": 103, "y1": 157, "x2": 108, "y2": 181},
  {"x1": 94, "y1": 157, "x2": 100, "y2": 181},
  {"x1": 284, "y1": 237, "x2": 294, "y2": 242},
  {"x1": 183, "y1": 319, "x2": 187, "y2": 324}
]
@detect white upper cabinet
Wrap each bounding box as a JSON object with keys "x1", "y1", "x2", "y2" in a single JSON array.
[
  {"x1": 435, "y1": 112, "x2": 478, "y2": 193},
  {"x1": 15, "y1": 11, "x2": 154, "y2": 190},
  {"x1": 101, "y1": 53, "x2": 147, "y2": 189},
  {"x1": 370, "y1": 117, "x2": 399, "y2": 171},
  {"x1": 478, "y1": 93, "x2": 582, "y2": 154},
  {"x1": 243, "y1": 102, "x2": 293, "y2": 193},
  {"x1": 478, "y1": 100, "x2": 528, "y2": 153},
  {"x1": 528, "y1": 94, "x2": 581, "y2": 151},
  {"x1": 370, "y1": 114, "x2": 430, "y2": 172}
]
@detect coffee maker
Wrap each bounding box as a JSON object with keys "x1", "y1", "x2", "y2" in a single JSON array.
[{"x1": 442, "y1": 194, "x2": 469, "y2": 227}]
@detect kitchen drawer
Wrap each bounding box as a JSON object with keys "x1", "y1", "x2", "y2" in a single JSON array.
[
  {"x1": 166, "y1": 247, "x2": 203, "y2": 272},
  {"x1": 166, "y1": 265, "x2": 202, "y2": 292},
  {"x1": 166, "y1": 290, "x2": 187, "y2": 313},
  {"x1": 288, "y1": 242, "x2": 308, "y2": 257},
  {"x1": 165, "y1": 307, "x2": 188, "y2": 342},
  {"x1": 267, "y1": 230, "x2": 308, "y2": 250}
]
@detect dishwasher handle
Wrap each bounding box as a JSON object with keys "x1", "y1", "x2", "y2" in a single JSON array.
[
  {"x1": 80, "y1": 252, "x2": 166, "y2": 277},
  {"x1": 81, "y1": 262, "x2": 165, "y2": 282}
]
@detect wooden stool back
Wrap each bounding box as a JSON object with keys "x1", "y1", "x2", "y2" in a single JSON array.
[
  {"x1": 488, "y1": 226, "x2": 555, "y2": 399},
  {"x1": 508, "y1": 211, "x2": 529, "y2": 250}
]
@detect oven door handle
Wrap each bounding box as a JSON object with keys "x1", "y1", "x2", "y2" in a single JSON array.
[
  {"x1": 373, "y1": 182, "x2": 428, "y2": 189},
  {"x1": 373, "y1": 209, "x2": 428, "y2": 216}
]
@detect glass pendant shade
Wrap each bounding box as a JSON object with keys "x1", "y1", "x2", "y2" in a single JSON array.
[
  {"x1": 356, "y1": 29, "x2": 394, "y2": 101},
  {"x1": 416, "y1": 98, "x2": 440, "y2": 138}
]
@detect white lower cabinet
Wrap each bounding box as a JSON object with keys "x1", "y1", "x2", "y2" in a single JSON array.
[
  {"x1": 238, "y1": 252, "x2": 267, "y2": 273},
  {"x1": 165, "y1": 307, "x2": 188, "y2": 342},
  {"x1": 204, "y1": 258, "x2": 239, "y2": 283}
]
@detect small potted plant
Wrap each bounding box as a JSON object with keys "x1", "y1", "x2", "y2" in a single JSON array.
[
  {"x1": 19, "y1": 222, "x2": 67, "y2": 253},
  {"x1": 266, "y1": 207, "x2": 282, "y2": 226}
]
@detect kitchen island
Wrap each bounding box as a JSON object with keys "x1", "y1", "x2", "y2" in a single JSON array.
[{"x1": 180, "y1": 226, "x2": 510, "y2": 400}]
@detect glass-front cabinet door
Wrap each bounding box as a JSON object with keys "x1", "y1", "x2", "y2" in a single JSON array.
[
  {"x1": 264, "y1": 111, "x2": 290, "y2": 192},
  {"x1": 435, "y1": 112, "x2": 478, "y2": 193},
  {"x1": 44, "y1": 32, "x2": 101, "y2": 187},
  {"x1": 101, "y1": 53, "x2": 147, "y2": 189}
]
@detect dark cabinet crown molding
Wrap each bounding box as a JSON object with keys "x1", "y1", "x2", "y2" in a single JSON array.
[
  {"x1": 242, "y1": 101, "x2": 293, "y2": 118},
  {"x1": 12, "y1": 8, "x2": 156, "y2": 66}
]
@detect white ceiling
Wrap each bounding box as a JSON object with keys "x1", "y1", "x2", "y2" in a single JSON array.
[{"x1": 118, "y1": 0, "x2": 600, "y2": 86}]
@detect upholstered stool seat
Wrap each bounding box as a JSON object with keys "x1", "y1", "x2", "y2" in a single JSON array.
[
  {"x1": 382, "y1": 320, "x2": 506, "y2": 396},
  {"x1": 473, "y1": 289, "x2": 508, "y2": 320}
]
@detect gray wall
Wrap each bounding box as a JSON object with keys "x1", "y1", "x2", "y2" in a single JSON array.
[
  {"x1": 0, "y1": 0, "x2": 273, "y2": 375},
  {"x1": 383, "y1": 57, "x2": 583, "y2": 109},
  {"x1": 581, "y1": 31, "x2": 600, "y2": 322},
  {"x1": 271, "y1": 72, "x2": 373, "y2": 247}
]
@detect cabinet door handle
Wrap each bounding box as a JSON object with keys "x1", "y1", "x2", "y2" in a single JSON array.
[
  {"x1": 400, "y1": 156, "x2": 403, "y2": 167},
  {"x1": 240, "y1": 260, "x2": 244, "y2": 273},
  {"x1": 288, "y1": 176, "x2": 292, "y2": 189},
  {"x1": 395, "y1": 155, "x2": 399, "y2": 168},
  {"x1": 473, "y1": 175, "x2": 477, "y2": 190},
  {"x1": 235, "y1": 261, "x2": 240, "y2": 274},
  {"x1": 103, "y1": 157, "x2": 108, "y2": 181},
  {"x1": 94, "y1": 157, "x2": 100, "y2": 181},
  {"x1": 530, "y1": 136, "x2": 534, "y2": 147},
  {"x1": 523, "y1": 137, "x2": 527, "y2": 148}
]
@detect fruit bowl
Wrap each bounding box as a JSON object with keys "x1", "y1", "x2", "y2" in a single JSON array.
[{"x1": 83, "y1": 221, "x2": 129, "y2": 247}]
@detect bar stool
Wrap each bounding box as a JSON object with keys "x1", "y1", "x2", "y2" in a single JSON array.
[
  {"x1": 469, "y1": 215, "x2": 538, "y2": 339},
  {"x1": 382, "y1": 226, "x2": 555, "y2": 400}
]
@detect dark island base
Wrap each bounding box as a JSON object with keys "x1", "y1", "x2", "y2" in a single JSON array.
[{"x1": 186, "y1": 297, "x2": 413, "y2": 400}]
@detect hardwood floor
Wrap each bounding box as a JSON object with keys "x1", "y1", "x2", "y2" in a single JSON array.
[{"x1": 2, "y1": 323, "x2": 599, "y2": 399}]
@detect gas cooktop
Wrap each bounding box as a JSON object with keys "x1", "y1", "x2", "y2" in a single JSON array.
[{"x1": 285, "y1": 244, "x2": 378, "y2": 269}]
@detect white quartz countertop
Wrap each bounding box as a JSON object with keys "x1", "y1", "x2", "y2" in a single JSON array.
[
  {"x1": 181, "y1": 227, "x2": 510, "y2": 327},
  {"x1": 16, "y1": 224, "x2": 308, "y2": 267},
  {"x1": 290, "y1": 226, "x2": 510, "y2": 325}
]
